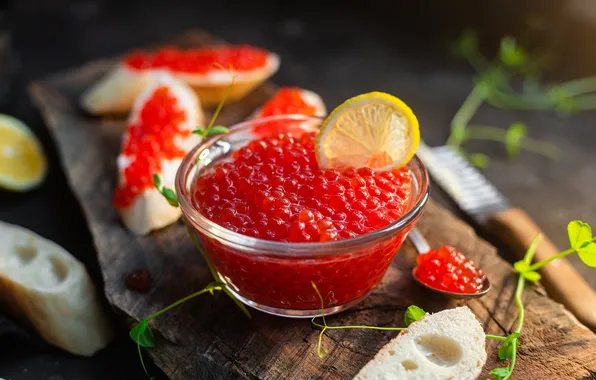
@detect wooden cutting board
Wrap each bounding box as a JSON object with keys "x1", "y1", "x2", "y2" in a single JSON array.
[{"x1": 29, "y1": 29, "x2": 596, "y2": 380}]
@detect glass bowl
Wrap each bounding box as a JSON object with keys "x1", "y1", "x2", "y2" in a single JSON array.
[{"x1": 176, "y1": 114, "x2": 429, "y2": 317}]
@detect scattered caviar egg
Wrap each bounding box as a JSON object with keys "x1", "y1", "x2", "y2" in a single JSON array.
[{"x1": 415, "y1": 245, "x2": 485, "y2": 294}]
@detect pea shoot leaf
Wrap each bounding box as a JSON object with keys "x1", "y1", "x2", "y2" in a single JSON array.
[
  {"x1": 513, "y1": 260, "x2": 530, "y2": 273},
  {"x1": 549, "y1": 87, "x2": 577, "y2": 115},
  {"x1": 505, "y1": 122, "x2": 527, "y2": 159},
  {"x1": 566, "y1": 220, "x2": 596, "y2": 266},
  {"x1": 468, "y1": 153, "x2": 490, "y2": 168},
  {"x1": 404, "y1": 305, "x2": 426, "y2": 326},
  {"x1": 452, "y1": 29, "x2": 478, "y2": 58},
  {"x1": 513, "y1": 260, "x2": 542, "y2": 282},
  {"x1": 153, "y1": 174, "x2": 161, "y2": 190},
  {"x1": 207, "y1": 126, "x2": 230, "y2": 136},
  {"x1": 490, "y1": 367, "x2": 511, "y2": 379},
  {"x1": 162, "y1": 187, "x2": 179, "y2": 207},
  {"x1": 204, "y1": 281, "x2": 224, "y2": 294},
  {"x1": 568, "y1": 220, "x2": 592, "y2": 250},
  {"x1": 499, "y1": 36, "x2": 527, "y2": 66},
  {"x1": 153, "y1": 174, "x2": 179, "y2": 208},
  {"x1": 513, "y1": 260, "x2": 541, "y2": 282},
  {"x1": 498, "y1": 332, "x2": 520, "y2": 360},
  {"x1": 522, "y1": 270, "x2": 541, "y2": 282},
  {"x1": 130, "y1": 319, "x2": 155, "y2": 348},
  {"x1": 193, "y1": 125, "x2": 228, "y2": 138},
  {"x1": 578, "y1": 242, "x2": 596, "y2": 268}
]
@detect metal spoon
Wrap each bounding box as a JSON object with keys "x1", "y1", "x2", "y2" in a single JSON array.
[{"x1": 408, "y1": 227, "x2": 491, "y2": 299}]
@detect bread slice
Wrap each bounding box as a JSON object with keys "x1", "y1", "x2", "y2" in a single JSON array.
[
  {"x1": 0, "y1": 221, "x2": 114, "y2": 356},
  {"x1": 80, "y1": 64, "x2": 159, "y2": 115},
  {"x1": 115, "y1": 73, "x2": 203, "y2": 235},
  {"x1": 354, "y1": 306, "x2": 487, "y2": 380},
  {"x1": 176, "y1": 52, "x2": 280, "y2": 107},
  {"x1": 298, "y1": 88, "x2": 327, "y2": 117},
  {"x1": 81, "y1": 50, "x2": 279, "y2": 114}
]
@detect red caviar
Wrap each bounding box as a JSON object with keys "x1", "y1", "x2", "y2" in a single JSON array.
[
  {"x1": 259, "y1": 88, "x2": 317, "y2": 117},
  {"x1": 114, "y1": 86, "x2": 189, "y2": 208},
  {"x1": 190, "y1": 131, "x2": 416, "y2": 309},
  {"x1": 254, "y1": 88, "x2": 319, "y2": 135},
  {"x1": 415, "y1": 245, "x2": 484, "y2": 294},
  {"x1": 124, "y1": 45, "x2": 270, "y2": 74},
  {"x1": 192, "y1": 132, "x2": 412, "y2": 241}
]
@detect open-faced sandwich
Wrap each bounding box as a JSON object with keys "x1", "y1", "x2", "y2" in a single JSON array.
[
  {"x1": 113, "y1": 72, "x2": 203, "y2": 235},
  {"x1": 251, "y1": 87, "x2": 327, "y2": 119},
  {"x1": 354, "y1": 306, "x2": 487, "y2": 380},
  {"x1": 81, "y1": 44, "x2": 279, "y2": 115},
  {"x1": 250, "y1": 87, "x2": 327, "y2": 136}
]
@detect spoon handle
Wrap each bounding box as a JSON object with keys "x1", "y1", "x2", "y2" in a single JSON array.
[{"x1": 408, "y1": 227, "x2": 431, "y2": 254}]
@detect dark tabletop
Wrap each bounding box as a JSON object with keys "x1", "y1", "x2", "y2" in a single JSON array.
[{"x1": 2, "y1": 0, "x2": 596, "y2": 379}]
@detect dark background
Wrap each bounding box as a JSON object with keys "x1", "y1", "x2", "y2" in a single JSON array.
[{"x1": 2, "y1": 0, "x2": 596, "y2": 379}]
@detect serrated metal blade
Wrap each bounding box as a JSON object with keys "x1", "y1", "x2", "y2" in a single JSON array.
[{"x1": 416, "y1": 140, "x2": 510, "y2": 220}]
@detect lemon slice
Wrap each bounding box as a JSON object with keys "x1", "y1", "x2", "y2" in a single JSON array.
[
  {"x1": 0, "y1": 114, "x2": 48, "y2": 191},
  {"x1": 316, "y1": 92, "x2": 419, "y2": 171}
]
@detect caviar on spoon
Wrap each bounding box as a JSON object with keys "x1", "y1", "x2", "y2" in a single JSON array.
[{"x1": 408, "y1": 227, "x2": 490, "y2": 298}]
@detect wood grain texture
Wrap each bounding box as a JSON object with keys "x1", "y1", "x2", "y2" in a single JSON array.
[{"x1": 29, "y1": 29, "x2": 596, "y2": 380}]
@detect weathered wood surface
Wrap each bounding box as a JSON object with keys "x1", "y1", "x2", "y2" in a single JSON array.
[{"x1": 29, "y1": 30, "x2": 596, "y2": 380}]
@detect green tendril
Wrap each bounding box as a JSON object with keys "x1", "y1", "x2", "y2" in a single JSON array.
[
  {"x1": 310, "y1": 282, "x2": 417, "y2": 359},
  {"x1": 448, "y1": 31, "x2": 596, "y2": 167},
  {"x1": 491, "y1": 219, "x2": 595, "y2": 379},
  {"x1": 130, "y1": 62, "x2": 248, "y2": 380}
]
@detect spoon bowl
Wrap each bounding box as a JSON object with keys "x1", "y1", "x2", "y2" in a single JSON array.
[
  {"x1": 411, "y1": 267, "x2": 491, "y2": 299},
  {"x1": 408, "y1": 227, "x2": 491, "y2": 299}
]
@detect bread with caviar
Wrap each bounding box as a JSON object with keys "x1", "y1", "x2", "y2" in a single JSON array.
[
  {"x1": 113, "y1": 73, "x2": 203, "y2": 235},
  {"x1": 251, "y1": 87, "x2": 327, "y2": 119},
  {"x1": 81, "y1": 45, "x2": 279, "y2": 114}
]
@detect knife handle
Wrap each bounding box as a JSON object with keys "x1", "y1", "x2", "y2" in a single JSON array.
[{"x1": 487, "y1": 208, "x2": 596, "y2": 331}]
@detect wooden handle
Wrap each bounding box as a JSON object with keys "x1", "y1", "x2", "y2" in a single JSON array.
[{"x1": 487, "y1": 208, "x2": 596, "y2": 331}]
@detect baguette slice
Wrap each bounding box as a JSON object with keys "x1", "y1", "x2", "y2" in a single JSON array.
[
  {"x1": 176, "y1": 52, "x2": 279, "y2": 107},
  {"x1": 80, "y1": 63, "x2": 159, "y2": 115},
  {"x1": 81, "y1": 45, "x2": 279, "y2": 115},
  {"x1": 354, "y1": 306, "x2": 487, "y2": 380},
  {"x1": 0, "y1": 221, "x2": 114, "y2": 356},
  {"x1": 114, "y1": 73, "x2": 203, "y2": 235}
]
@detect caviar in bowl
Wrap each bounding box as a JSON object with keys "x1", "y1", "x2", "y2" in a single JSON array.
[{"x1": 176, "y1": 114, "x2": 429, "y2": 317}]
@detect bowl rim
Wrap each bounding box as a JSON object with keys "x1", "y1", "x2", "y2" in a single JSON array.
[{"x1": 176, "y1": 114, "x2": 430, "y2": 256}]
